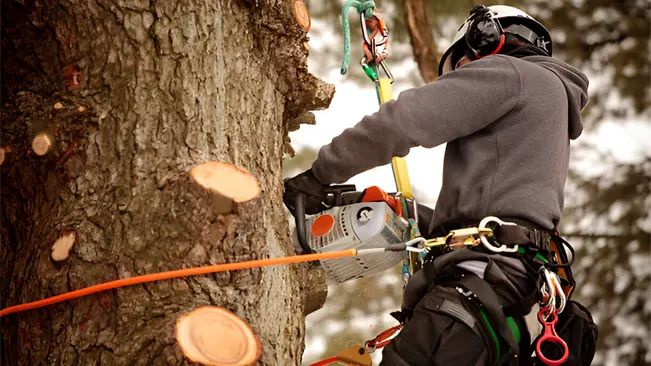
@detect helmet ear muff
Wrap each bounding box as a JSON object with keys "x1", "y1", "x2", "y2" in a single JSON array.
[{"x1": 465, "y1": 5, "x2": 505, "y2": 59}]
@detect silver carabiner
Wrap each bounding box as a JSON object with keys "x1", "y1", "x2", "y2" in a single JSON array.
[
  {"x1": 539, "y1": 267, "x2": 556, "y2": 310},
  {"x1": 549, "y1": 271, "x2": 566, "y2": 314},
  {"x1": 478, "y1": 216, "x2": 519, "y2": 253},
  {"x1": 539, "y1": 267, "x2": 567, "y2": 315}
]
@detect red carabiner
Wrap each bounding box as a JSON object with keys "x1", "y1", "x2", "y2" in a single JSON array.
[{"x1": 536, "y1": 309, "x2": 569, "y2": 366}]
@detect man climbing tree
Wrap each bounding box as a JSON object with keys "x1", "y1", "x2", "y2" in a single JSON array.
[
  {"x1": 1, "y1": 0, "x2": 334, "y2": 364},
  {"x1": 285, "y1": 4, "x2": 597, "y2": 365}
]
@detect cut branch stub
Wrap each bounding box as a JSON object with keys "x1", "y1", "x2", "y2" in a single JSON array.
[
  {"x1": 291, "y1": 0, "x2": 311, "y2": 31},
  {"x1": 176, "y1": 306, "x2": 262, "y2": 366},
  {"x1": 32, "y1": 132, "x2": 54, "y2": 156},
  {"x1": 0, "y1": 145, "x2": 13, "y2": 166},
  {"x1": 190, "y1": 162, "x2": 261, "y2": 214},
  {"x1": 51, "y1": 231, "x2": 76, "y2": 261}
]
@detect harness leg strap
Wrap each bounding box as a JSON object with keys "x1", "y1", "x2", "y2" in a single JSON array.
[{"x1": 458, "y1": 275, "x2": 521, "y2": 355}]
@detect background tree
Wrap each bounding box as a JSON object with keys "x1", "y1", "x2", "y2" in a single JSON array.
[{"x1": 0, "y1": 0, "x2": 334, "y2": 365}]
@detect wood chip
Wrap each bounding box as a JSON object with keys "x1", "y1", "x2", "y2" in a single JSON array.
[
  {"x1": 190, "y1": 162, "x2": 260, "y2": 203},
  {"x1": 51, "y1": 232, "x2": 76, "y2": 261},
  {"x1": 176, "y1": 306, "x2": 261, "y2": 366},
  {"x1": 78, "y1": 105, "x2": 87, "y2": 112}
]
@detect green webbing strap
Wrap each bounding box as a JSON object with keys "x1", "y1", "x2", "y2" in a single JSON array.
[
  {"x1": 340, "y1": 0, "x2": 376, "y2": 75},
  {"x1": 479, "y1": 309, "x2": 502, "y2": 361},
  {"x1": 506, "y1": 316, "x2": 521, "y2": 345},
  {"x1": 516, "y1": 246, "x2": 550, "y2": 264},
  {"x1": 481, "y1": 312, "x2": 523, "y2": 364}
]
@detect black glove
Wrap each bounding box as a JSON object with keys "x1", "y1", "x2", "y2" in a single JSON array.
[{"x1": 283, "y1": 169, "x2": 329, "y2": 215}]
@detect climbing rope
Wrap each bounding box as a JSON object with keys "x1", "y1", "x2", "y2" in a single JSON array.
[
  {"x1": 0, "y1": 249, "x2": 362, "y2": 317},
  {"x1": 340, "y1": 0, "x2": 377, "y2": 75}
]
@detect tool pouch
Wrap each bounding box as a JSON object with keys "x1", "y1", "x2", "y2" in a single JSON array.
[{"x1": 533, "y1": 300, "x2": 598, "y2": 366}]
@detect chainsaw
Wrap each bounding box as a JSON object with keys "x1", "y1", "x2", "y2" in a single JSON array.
[{"x1": 291, "y1": 184, "x2": 414, "y2": 283}]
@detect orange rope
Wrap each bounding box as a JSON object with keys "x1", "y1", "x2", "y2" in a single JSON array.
[
  {"x1": 365, "y1": 324, "x2": 402, "y2": 349},
  {"x1": 0, "y1": 249, "x2": 357, "y2": 318}
]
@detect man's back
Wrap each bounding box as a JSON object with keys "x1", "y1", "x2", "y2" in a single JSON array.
[
  {"x1": 311, "y1": 54, "x2": 588, "y2": 231},
  {"x1": 431, "y1": 55, "x2": 589, "y2": 230}
]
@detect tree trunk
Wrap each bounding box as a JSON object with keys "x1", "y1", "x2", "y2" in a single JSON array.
[
  {"x1": 0, "y1": 0, "x2": 333, "y2": 365},
  {"x1": 403, "y1": 0, "x2": 440, "y2": 83}
]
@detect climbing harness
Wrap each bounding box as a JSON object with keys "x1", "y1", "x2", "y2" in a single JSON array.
[{"x1": 306, "y1": 212, "x2": 580, "y2": 366}]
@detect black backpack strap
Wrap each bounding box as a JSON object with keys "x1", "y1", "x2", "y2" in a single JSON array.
[
  {"x1": 457, "y1": 274, "x2": 521, "y2": 355},
  {"x1": 503, "y1": 274, "x2": 543, "y2": 317}
]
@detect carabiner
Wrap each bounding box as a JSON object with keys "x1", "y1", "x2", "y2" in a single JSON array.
[
  {"x1": 536, "y1": 308, "x2": 569, "y2": 366},
  {"x1": 540, "y1": 267, "x2": 566, "y2": 314},
  {"x1": 539, "y1": 267, "x2": 556, "y2": 310},
  {"x1": 378, "y1": 60, "x2": 395, "y2": 83},
  {"x1": 478, "y1": 216, "x2": 519, "y2": 253},
  {"x1": 550, "y1": 272, "x2": 566, "y2": 314}
]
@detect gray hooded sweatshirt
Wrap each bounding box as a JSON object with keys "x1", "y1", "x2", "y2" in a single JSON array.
[{"x1": 311, "y1": 54, "x2": 589, "y2": 230}]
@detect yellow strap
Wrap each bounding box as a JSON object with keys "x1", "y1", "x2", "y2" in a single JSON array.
[
  {"x1": 377, "y1": 78, "x2": 393, "y2": 104},
  {"x1": 378, "y1": 78, "x2": 413, "y2": 199}
]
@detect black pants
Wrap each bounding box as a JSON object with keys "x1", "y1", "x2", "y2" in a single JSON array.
[
  {"x1": 380, "y1": 285, "x2": 491, "y2": 365},
  {"x1": 379, "y1": 251, "x2": 538, "y2": 366}
]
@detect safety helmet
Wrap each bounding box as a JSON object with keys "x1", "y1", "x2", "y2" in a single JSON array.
[{"x1": 438, "y1": 5, "x2": 552, "y2": 76}]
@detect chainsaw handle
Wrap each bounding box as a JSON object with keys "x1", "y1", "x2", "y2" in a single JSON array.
[
  {"x1": 294, "y1": 192, "x2": 313, "y2": 254},
  {"x1": 324, "y1": 185, "x2": 357, "y2": 206}
]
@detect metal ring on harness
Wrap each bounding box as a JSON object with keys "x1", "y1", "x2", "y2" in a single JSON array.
[{"x1": 478, "y1": 216, "x2": 519, "y2": 253}]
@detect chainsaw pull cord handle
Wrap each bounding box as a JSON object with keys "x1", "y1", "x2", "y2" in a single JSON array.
[{"x1": 294, "y1": 192, "x2": 313, "y2": 254}]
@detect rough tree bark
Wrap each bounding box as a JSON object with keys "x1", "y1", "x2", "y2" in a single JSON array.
[
  {"x1": 403, "y1": 0, "x2": 440, "y2": 83},
  {"x1": 0, "y1": 0, "x2": 333, "y2": 365}
]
